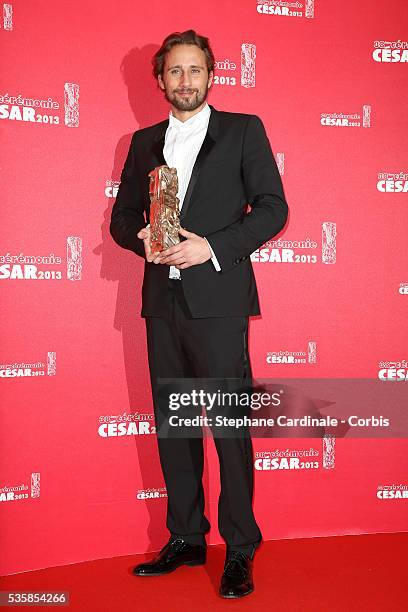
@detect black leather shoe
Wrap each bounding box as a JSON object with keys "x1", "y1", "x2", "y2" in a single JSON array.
[
  {"x1": 219, "y1": 551, "x2": 254, "y2": 598},
  {"x1": 132, "y1": 538, "x2": 206, "y2": 576}
]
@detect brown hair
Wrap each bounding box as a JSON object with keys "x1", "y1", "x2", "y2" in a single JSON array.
[{"x1": 152, "y1": 29, "x2": 215, "y2": 79}]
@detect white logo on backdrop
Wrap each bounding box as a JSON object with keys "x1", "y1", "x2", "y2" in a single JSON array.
[
  {"x1": 254, "y1": 439, "x2": 333, "y2": 471},
  {"x1": 98, "y1": 411, "x2": 155, "y2": 437},
  {"x1": 373, "y1": 40, "x2": 408, "y2": 63},
  {"x1": 67, "y1": 236, "x2": 82, "y2": 281},
  {"x1": 213, "y1": 43, "x2": 256, "y2": 88},
  {"x1": 322, "y1": 435, "x2": 335, "y2": 469},
  {"x1": 276, "y1": 152, "x2": 285, "y2": 175},
  {"x1": 105, "y1": 179, "x2": 120, "y2": 198},
  {"x1": 377, "y1": 484, "x2": 408, "y2": 499},
  {"x1": 0, "y1": 473, "x2": 41, "y2": 503},
  {"x1": 0, "y1": 352, "x2": 57, "y2": 378},
  {"x1": 136, "y1": 487, "x2": 167, "y2": 500},
  {"x1": 266, "y1": 341, "x2": 317, "y2": 365},
  {"x1": 321, "y1": 105, "x2": 372, "y2": 128},
  {"x1": 241, "y1": 43, "x2": 256, "y2": 87},
  {"x1": 378, "y1": 360, "x2": 408, "y2": 381},
  {"x1": 0, "y1": 83, "x2": 80, "y2": 127},
  {"x1": 322, "y1": 221, "x2": 336, "y2": 264},
  {"x1": 377, "y1": 171, "x2": 408, "y2": 193},
  {"x1": 64, "y1": 82, "x2": 79, "y2": 127},
  {"x1": 0, "y1": 237, "x2": 82, "y2": 280},
  {"x1": 1, "y1": 3, "x2": 12, "y2": 29},
  {"x1": 251, "y1": 222, "x2": 336, "y2": 264},
  {"x1": 256, "y1": 0, "x2": 315, "y2": 19}
]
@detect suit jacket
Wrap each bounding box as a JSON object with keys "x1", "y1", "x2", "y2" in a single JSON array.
[{"x1": 109, "y1": 104, "x2": 288, "y2": 318}]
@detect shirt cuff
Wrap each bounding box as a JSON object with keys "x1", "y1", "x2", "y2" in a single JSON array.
[{"x1": 204, "y1": 237, "x2": 221, "y2": 272}]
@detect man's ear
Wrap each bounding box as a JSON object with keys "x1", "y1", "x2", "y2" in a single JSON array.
[
  {"x1": 208, "y1": 70, "x2": 214, "y2": 89},
  {"x1": 158, "y1": 74, "x2": 165, "y2": 90}
]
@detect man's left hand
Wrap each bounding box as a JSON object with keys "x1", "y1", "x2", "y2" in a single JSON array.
[{"x1": 152, "y1": 227, "x2": 211, "y2": 269}]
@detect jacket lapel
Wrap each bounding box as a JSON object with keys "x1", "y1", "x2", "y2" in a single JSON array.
[
  {"x1": 152, "y1": 119, "x2": 168, "y2": 166},
  {"x1": 151, "y1": 105, "x2": 220, "y2": 221}
]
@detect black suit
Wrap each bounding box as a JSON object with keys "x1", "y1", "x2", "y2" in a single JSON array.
[
  {"x1": 110, "y1": 105, "x2": 288, "y2": 554},
  {"x1": 110, "y1": 105, "x2": 288, "y2": 317}
]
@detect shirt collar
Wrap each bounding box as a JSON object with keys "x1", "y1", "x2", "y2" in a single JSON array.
[{"x1": 168, "y1": 102, "x2": 211, "y2": 132}]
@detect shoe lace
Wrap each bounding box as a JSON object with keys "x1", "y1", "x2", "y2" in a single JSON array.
[
  {"x1": 160, "y1": 538, "x2": 185, "y2": 553},
  {"x1": 224, "y1": 551, "x2": 249, "y2": 578},
  {"x1": 155, "y1": 538, "x2": 183, "y2": 560}
]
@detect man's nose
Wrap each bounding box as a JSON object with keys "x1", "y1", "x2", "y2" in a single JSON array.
[{"x1": 180, "y1": 71, "x2": 192, "y2": 88}]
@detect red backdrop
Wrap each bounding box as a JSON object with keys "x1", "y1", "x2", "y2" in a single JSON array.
[{"x1": 1, "y1": 0, "x2": 407, "y2": 576}]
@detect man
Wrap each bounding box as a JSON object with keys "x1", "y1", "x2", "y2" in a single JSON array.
[{"x1": 110, "y1": 29, "x2": 288, "y2": 598}]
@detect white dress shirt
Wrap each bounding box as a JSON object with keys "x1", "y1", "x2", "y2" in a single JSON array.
[{"x1": 160, "y1": 102, "x2": 221, "y2": 279}]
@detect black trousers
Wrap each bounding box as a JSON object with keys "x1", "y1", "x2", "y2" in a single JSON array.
[{"x1": 145, "y1": 278, "x2": 262, "y2": 557}]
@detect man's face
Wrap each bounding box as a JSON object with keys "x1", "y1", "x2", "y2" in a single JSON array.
[{"x1": 158, "y1": 44, "x2": 213, "y2": 112}]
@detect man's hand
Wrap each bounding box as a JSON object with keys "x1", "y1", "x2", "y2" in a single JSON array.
[
  {"x1": 152, "y1": 227, "x2": 212, "y2": 269},
  {"x1": 137, "y1": 225, "x2": 160, "y2": 262}
]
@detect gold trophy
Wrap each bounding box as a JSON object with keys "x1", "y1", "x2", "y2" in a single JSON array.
[{"x1": 148, "y1": 165, "x2": 181, "y2": 253}]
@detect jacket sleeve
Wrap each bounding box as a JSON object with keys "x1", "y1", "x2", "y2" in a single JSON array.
[
  {"x1": 205, "y1": 115, "x2": 288, "y2": 274},
  {"x1": 109, "y1": 132, "x2": 147, "y2": 259}
]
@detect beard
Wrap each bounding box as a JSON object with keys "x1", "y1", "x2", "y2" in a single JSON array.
[{"x1": 164, "y1": 82, "x2": 209, "y2": 112}]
